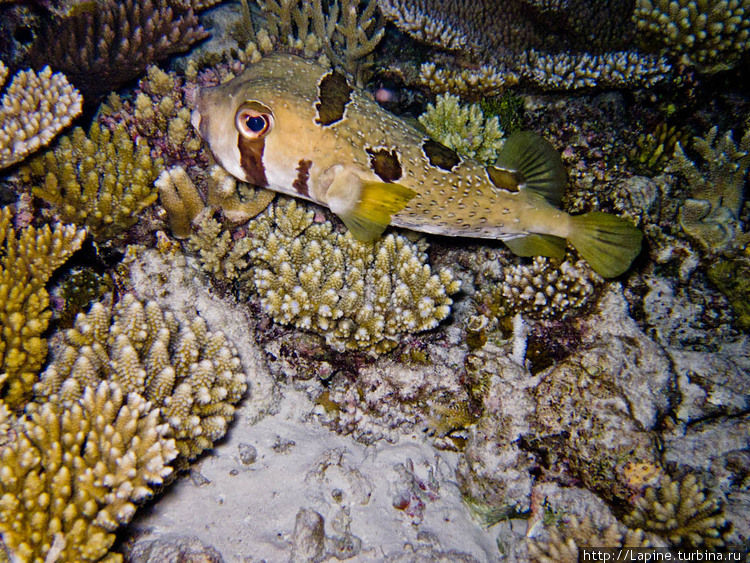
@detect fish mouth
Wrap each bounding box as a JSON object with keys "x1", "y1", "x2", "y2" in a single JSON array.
[{"x1": 190, "y1": 88, "x2": 209, "y2": 140}]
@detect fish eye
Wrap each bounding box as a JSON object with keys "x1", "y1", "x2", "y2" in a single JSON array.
[
  {"x1": 235, "y1": 102, "x2": 274, "y2": 139},
  {"x1": 246, "y1": 115, "x2": 266, "y2": 132}
]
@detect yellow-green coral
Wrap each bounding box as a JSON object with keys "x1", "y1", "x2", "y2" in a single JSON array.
[
  {"x1": 34, "y1": 293, "x2": 247, "y2": 459},
  {"x1": 528, "y1": 516, "x2": 651, "y2": 563},
  {"x1": 0, "y1": 62, "x2": 83, "y2": 170},
  {"x1": 0, "y1": 382, "x2": 177, "y2": 562},
  {"x1": 633, "y1": 0, "x2": 750, "y2": 73},
  {"x1": 24, "y1": 122, "x2": 162, "y2": 240},
  {"x1": 189, "y1": 199, "x2": 460, "y2": 353},
  {"x1": 0, "y1": 206, "x2": 86, "y2": 410},
  {"x1": 673, "y1": 125, "x2": 750, "y2": 251},
  {"x1": 622, "y1": 473, "x2": 729, "y2": 548},
  {"x1": 418, "y1": 93, "x2": 505, "y2": 165},
  {"x1": 628, "y1": 122, "x2": 691, "y2": 175}
]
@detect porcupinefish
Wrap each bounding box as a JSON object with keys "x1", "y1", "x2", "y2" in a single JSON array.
[{"x1": 191, "y1": 54, "x2": 642, "y2": 278}]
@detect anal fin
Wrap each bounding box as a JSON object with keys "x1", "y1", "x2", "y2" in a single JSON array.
[{"x1": 504, "y1": 233, "x2": 566, "y2": 259}]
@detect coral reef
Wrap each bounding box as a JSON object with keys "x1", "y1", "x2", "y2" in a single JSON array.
[
  {"x1": 707, "y1": 255, "x2": 750, "y2": 330},
  {"x1": 418, "y1": 93, "x2": 505, "y2": 165},
  {"x1": 99, "y1": 64, "x2": 207, "y2": 169},
  {"x1": 623, "y1": 473, "x2": 729, "y2": 548},
  {"x1": 0, "y1": 206, "x2": 86, "y2": 410},
  {"x1": 131, "y1": 65, "x2": 204, "y2": 166},
  {"x1": 30, "y1": 0, "x2": 208, "y2": 100},
  {"x1": 239, "y1": 0, "x2": 385, "y2": 84},
  {"x1": 24, "y1": 122, "x2": 162, "y2": 241},
  {"x1": 190, "y1": 199, "x2": 460, "y2": 353},
  {"x1": 157, "y1": 164, "x2": 275, "y2": 238},
  {"x1": 0, "y1": 62, "x2": 82, "y2": 170},
  {"x1": 528, "y1": 516, "x2": 650, "y2": 563},
  {"x1": 475, "y1": 255, "x2": 603, "y2": 320},
  {"x1": 454, "y1": 347, "x2": 539, "y2": 513},
  {"x1": 0, "y1": 382, "x2": 177, "y2": 562},
  {"x1": 34, "y1": 293, "x2": 247, "y2": 459},
  {"x1": 530, "y1": 288, "x2": 671, "y2": 504},
  {"x1": 378, "y1": 0, "x2": 672, "y2": 92},
  {"x1": 633, "y1": 0, "x2": 750, "y2": 73},
  {"x1": 673, "y1": 124, "x2": 750, "y2": 251},
  {"x1": 628, "y1": 122, "x2": 691, "y2": 176}
]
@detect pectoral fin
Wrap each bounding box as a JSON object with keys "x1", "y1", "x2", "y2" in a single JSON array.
[
  {"x1": 504, "y1": 233, "x2": 567, "y2": 259},
  {"x1": 327, "y1": 172, "x2": 416, "y2": 241}
]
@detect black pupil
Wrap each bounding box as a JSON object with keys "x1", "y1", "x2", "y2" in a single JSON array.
[{"x1": 246, "y1": 115, "x2": 266, "y2": 133}]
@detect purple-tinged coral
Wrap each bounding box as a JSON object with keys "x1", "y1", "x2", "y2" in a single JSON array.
[
  {"x1": 30, "y1": 0, "x2": 208, "y2": 100},
  {"x1": 378, "y1": 0, "x2": 672, "y2": 92}
]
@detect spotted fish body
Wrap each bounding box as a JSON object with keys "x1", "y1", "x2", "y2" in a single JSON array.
[{"x1": 192, "y1": 54, "x2": 642, "y2": 278}]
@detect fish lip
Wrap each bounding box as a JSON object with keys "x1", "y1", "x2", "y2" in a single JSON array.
[
  {"x1": 190, "y1": 108, "x2": 202, "y2": 138},
  {"x1": 190, "y1": 88, "x2": 207, "y2": 139}
]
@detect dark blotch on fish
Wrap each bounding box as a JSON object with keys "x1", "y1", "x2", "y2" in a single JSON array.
[
  {"x1": 238, "y1": 135, "x2": 268, "y2": 187},
  {"x1": 422, "y1": 139, "x2": 460, "y2": 171},
  {"x1": 366, "y1": 147, "x2": 403, "y2": 182},
  {"x1": 315, "y1": 71, "x2": 352, "y2": 126},
  {"x1": 486, "y1": 166, "x2": 521, "y2": 193},
  {"x1": 294, "y1": 159, "x2": 312, "y2": 197}
]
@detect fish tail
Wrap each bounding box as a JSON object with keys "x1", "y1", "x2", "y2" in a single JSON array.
[{"x1": 567, "y1": 212, "x2": 642, "y2": 278}]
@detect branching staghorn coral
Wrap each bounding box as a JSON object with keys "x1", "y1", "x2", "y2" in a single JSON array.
[
  {"x1": 378, "y1": 0, "x2": 672, "y2": 93},
  {"x1": 0, "y1": 206, "x2": 86, "y2": 410},
  {"x1": 633, "y1": 0, "x2": 750, "y2": 73},
  {"x1": 622, "y1": 473, "x2": 729, "y2": 548},
  {"x1": 0, "y1": 382, "x2": 178, "y2": 562},
  {"x1": 30, "y1": 0, "x2": 208, "y2": 100},
  {"x1": 24, "y1": 122, "x2": 162, "y2": 241},
  {"x1": 528, "y1": 516, "x2": 651, "y2": 563},
  {"x1": 34, "y1": 293, "x2": 247, "y2": 459},
  {"x1": 241, "y1": 0, "x2": 385, "y2": 85},
  {"x1": 418, "y1": 93, "x2": 505, "y2": 165},
  {"x1": 0, "y1": 62, "x2": 82, "y2": 170},
  {"x1": 673, "y1": 125, "x2": 750, "y2": 251},
  {"x1": 189, "y1": 199, "x2": 460, "y2": 353}
]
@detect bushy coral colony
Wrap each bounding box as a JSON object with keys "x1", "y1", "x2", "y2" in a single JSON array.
[{"x1": 0, "y1": 0, "x2": 749, "y2": 560}]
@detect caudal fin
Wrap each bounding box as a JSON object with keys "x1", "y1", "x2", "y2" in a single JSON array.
[{"x1": 568, "y1": 212, "x2": 642, "y2": 278}]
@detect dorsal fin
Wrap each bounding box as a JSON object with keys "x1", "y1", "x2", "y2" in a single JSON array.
[{"x1": 488, "y1": 131, "x2": 566, "y2": 206}]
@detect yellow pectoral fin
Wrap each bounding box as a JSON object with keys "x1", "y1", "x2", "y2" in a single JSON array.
[{"x1": 333, "y1": 179, "x2": 416, "y2": 242}]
